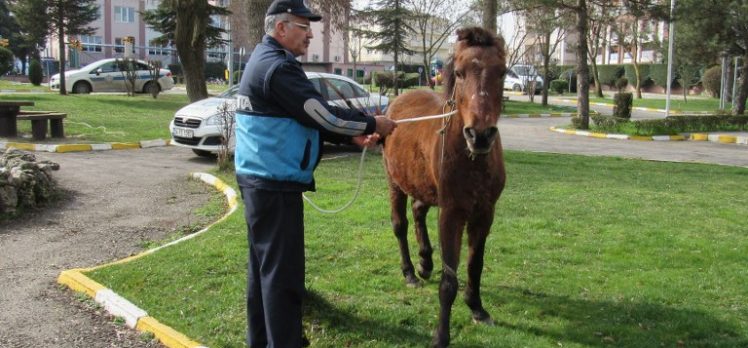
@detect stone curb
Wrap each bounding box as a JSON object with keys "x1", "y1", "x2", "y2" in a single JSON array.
[
  {"x1": 57, "y1": 172, "x2": 239, "y2": 348},
  {"x1": 0, "y1": 139, "x2": 170, "y2": 153},
  {"x1": 551, "y1": 127, "x2": 748, "y2": 145}
]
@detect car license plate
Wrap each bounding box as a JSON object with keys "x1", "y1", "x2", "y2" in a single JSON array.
[{"x1": 173, "y1": 127, "x2": 193, "y2": 138}]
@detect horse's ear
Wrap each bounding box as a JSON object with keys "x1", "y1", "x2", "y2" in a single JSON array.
[{"x1": 443, "y1": 56, "x2": 456, "y2": 100}]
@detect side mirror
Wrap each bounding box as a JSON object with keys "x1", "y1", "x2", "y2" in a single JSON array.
[{"x1": 95, "y1": 68, "x2": 102, "y2": 76}]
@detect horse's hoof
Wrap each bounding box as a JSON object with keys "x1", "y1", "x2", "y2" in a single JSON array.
[
  {"x1": 471, "y1": 310, "x2": 495, "y2": 326},
  {"x1": 405, "y1": 274, "x2": 422, "y2": 288},
  {"x1": 417, "y1": 265, "x2": 432, "y2": 280},
  {"x1": 430, "y1": 333, "x2": 449, "y2": 348}
]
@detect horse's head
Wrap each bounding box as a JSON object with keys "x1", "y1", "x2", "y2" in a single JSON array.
[{"x1": 444, "y1": 27, "x2": 507, "y2": 155}]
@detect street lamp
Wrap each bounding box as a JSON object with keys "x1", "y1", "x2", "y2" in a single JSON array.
[{"x1": 665, "y1": 0, "x2": 676, "y2": 117}]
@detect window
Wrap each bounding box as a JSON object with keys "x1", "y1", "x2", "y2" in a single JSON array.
[
  {"x1": 148, "y1": 42, "x2": 171, "y2": 56},
  {"x1": 114, "y1": 6, "x2": 135, "y2": 23},
  {"x1": 114, "y1": 37, "x2": 136, "y2": 54},
  {"x1": 80, "y1": 35, "x2": 102, "y2": 52},
  {"x1": 323, "y1": 79, "x2": 357, "y2": 100}
]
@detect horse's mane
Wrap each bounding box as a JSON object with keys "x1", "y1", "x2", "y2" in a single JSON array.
[{"x1": 443, "y1": 27, "x2": 505, "y2": 100}]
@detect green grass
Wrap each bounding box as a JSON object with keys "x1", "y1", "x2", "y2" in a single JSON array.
[
  {"x1": 560, "y1": 96, "x2": 724, "y2": 113},
  {"x1": 0, "y1": 79, "x2": 50, "y2": 93},
  {"x1": 87, "y1": 151, "x2": 748, "y2": 347},
  {"x1": 0, "y1": 93, "x2": 190, "y2": 143}
]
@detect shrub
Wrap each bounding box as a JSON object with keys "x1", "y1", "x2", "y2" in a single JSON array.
[
  {"x1": 648, "y1": 63, "x2": 669, "y2": 88},
  {"x1": 167, "y1": 63, "x2": 182, "y2": 77},
  {"x1": 204, "y1": 62, "x2": 226, "y2": 79},
  {"x1": 615, "y1": 77, "x2": 629, "y2": 92},
  {"x1": 613, "y1": 92, "x2": 633, "y2": 119},
  {"x1": 233, "y1": 70, "x2": 243, "y2": 84},
  {"x1": 28, "y1": 59, "x2": 43, "y2": 86},
  {"x1": 597, "y1": 64, "x2": 625, "y2": 87},
  {"x1": 374, "y1": 71, "x2": 411, "y2": 89},
  {"x1": 701, "y1": 65, "x2": 721, "y2": 98},
  {"x1": 550, "y1": 79, "x2": 568, "y2": 94},
  {"x1": 625, "y1": 64, "x2": 649, "y2": 87},
  {"x1": 0, "y1": 47, "x2": 13, "y2": 76},
  {"x1": 591, "y1": 114, "x2": 631, "y2": 130}
]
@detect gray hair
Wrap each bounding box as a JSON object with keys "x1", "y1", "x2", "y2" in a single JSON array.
[{"x1": 265, "y1": 13, "x2": 294, "y2": 35}]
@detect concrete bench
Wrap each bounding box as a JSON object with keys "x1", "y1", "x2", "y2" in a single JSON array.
[{"x1": 16, "y1": 111, "x2": 67, "y2": 140}]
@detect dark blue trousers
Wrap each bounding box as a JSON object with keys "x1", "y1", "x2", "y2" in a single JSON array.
[{"x1": 241, "y1": 187, "x2": 305, "y2": 348}]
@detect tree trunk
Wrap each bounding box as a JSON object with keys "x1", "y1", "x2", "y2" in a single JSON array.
[
  {"x1": 393, "y1": 49, "x2": 399, "y2": 96},
  {"x1": 175, "y1": 0, "x2": 208, "y2": 102},
  {"x1": 590, "y1": 60, "x2": 603, "y2": 98},
  {"x1": 633, "y1": 61, "x2": 642, "y2": 99},
  {"x1": 735, "y1": 53, "x2": 748, "y2": 115},
  {"x1": 576, "y1": 0, "x2": 590, "y2": 129},
  {"x1": 57, "y1": 16, "x2": 67, "y2": 96},
  {"x1": 541, "y1": 32, "x2": 550, "y2": 106},
  {"x1": 247, "y1": 0, "x2": 272, "y2": 53},
  {"x1": 483, "y1": 0, "x2": 497, "y2": 33}
]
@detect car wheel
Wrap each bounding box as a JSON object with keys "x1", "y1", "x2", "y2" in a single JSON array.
[
  {"x1": 192, "y1": 149, "x2": 216, "y2": 158},
  {"x1": 512, "y1": 84, "x2": 522, "y2": 92},
  {"x1": 143, "y1": 81, "x2": 160, "y2": 94},
  {"x1": 73, "y1": 81, "x2": 92, "y2": 94}
]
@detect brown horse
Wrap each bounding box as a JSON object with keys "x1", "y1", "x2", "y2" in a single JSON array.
[{"x1": 382, "y1": 27, "x2": 507, "y2": 347}]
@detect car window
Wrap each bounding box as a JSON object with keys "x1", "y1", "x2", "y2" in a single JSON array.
[
  {"x1": 309, "y1": 78, "x2": 323, "y2": 96},
  {"x1": 135, "y1": 62, "x2": 151, "y2": 71},
  {"x1": 218, "y1": 85, "x2": 239, "y2": 98},
  {"x1": 97, "y1": 62, "x2": 119, "y2": 73},
  {"x1": 507, "y1": 71, "x2": 518, "y2": 79},
  {"x1": 323, "y1": 78, "x2": 356, "y2": 100}
]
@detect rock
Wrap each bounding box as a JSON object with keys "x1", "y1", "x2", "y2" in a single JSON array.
[{"x1": 0, "y1": 148, "x2": 60, "y2": 216}]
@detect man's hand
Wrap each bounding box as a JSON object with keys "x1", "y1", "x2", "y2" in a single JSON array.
[
  {"x1": 352, "y1": 134, "x2": 380, "y2": 148},
  {"x1": 374, "y1": 115, "x2": 397, "y2": 136}
]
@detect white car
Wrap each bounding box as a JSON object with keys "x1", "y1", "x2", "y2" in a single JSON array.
[
  {"x1": 169, "y1": 72, "x2": 389, "y2": 157},
  {"x1": 49, "y1": 58, "x2": 174, "y2": 94},
  {"x1": 503, "y1": 65, "x2": 544, "y2": 93}
]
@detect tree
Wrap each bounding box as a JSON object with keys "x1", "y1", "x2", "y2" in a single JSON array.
[
  {"x1": 143, "y1": 0, "x2": 230, "y2": 102},
  {"x1": 404, "y1": 0, "x2": 469, "y2": 90},
  {"x1": 359, "y1": 0, "x2": 416, "y2": 96},
  {"x1": 525, "y1": 7, "x2": 570, "y2": 105},
  {"x1": 48, "y1": 0, "x2": 98, "y2": 95},
  {"x1": 586, "y1": 2, "x2": 616, "y2": 98},
  {"x1": 673, "y1": 0, "x2": 748, "y2": 114},
  {"x1": 9, "y1": 0, "x2": 49, "y2": 67}
]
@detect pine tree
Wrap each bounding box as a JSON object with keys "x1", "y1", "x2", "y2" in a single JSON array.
[
  {"x1": 358, "y1": 0, "x2": 416, "y2": 96},
  {"x1": 48, "y1": 0, "x2": 99, "y2": 95}
]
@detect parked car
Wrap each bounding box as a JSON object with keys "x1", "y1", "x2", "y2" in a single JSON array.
[
  {"x1": 503, "y1": 65, "x2": 544, "y2": 93},
  {"x1": 169, "y1": 72, "x2": 389, "y2": 157},
  {"x1": 49, "y1": 58, "x2": 174, "y2": 94}
]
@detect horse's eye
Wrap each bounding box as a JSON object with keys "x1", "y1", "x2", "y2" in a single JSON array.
[{"x1": 455, "y1": 70, "x2": 464, "y2": 79}]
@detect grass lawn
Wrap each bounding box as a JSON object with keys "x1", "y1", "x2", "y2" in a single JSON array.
[
  {"x1": 87, "y1": 151, "x2": 748, "y2": 348},
  {"x1": 0, "y1": 93, "x2": 190, "y2": 143},
  {"x1": 0, "y1": 79, "x2": 50, "y2": 93},
  {"x1": 559, "y1": 95, "x2": 725, "y2": 113}
]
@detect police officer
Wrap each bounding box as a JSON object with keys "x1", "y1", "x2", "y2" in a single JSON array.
[{"x1": 235, "y1": 0, "x2": 397, "y2": 346}]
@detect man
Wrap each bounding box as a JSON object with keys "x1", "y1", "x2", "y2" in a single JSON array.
[{"x1": 234, "y1": 0, "x2": 397, "y2": 346}]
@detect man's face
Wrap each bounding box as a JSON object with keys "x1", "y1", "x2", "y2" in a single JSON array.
[{"x1": 278, "y1": 15, "x2": 313, "y2": 57}]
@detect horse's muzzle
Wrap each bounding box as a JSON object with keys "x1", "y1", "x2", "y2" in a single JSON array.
[{"x1": 463, "y1": 126, "x2": 498, "y2": 154}]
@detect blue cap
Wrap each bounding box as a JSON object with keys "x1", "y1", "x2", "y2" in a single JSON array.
[{"x1": 266, "y1": 0, "x2": 322, "y2": 22}]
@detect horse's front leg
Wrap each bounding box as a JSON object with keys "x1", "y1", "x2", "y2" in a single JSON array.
[
  {"x1": 412, "y1": 199, "x2": 433, "y2": 280},
  {"x1": 388, "y1": 182, "x2": 420, "y2": 286},
  {"x1": 464, "y1": 209, "x2": 495, "y2": 325},
  {"x1": 432, "y1": 210, "x2": 465, "y2": 348}
]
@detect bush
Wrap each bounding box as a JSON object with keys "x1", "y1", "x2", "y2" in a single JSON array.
[
  {"x1": 28, "y1": 59, "x2": 43, "y2": 86},
  {"x1": 701, "y1": 65, "x2": 722, "y2": 98},
  {"x1": 613, "y1": 92, "x2": 633, "y2": 119},
  {"x1": 648, "y1": 63, "x2": 669, "y2": 88},
  {"x1": 615, "y1": 77, "x2": 629, "y2": 92},
  {"x1": 233, "y1": 70, "x2": 243, "y2": 84},
  {"x1": 625, "y1": 64, "x2": 649, "y2": 87},
  {"x1": 591, "y1": 114, "x2": 631, "y2": 130},
  {"x1": 589, "y1": 114, "x2": 748, "y2": 136},
  {"x1": 375, "y1": 71, "x2": 414, "y2": 89},
  {"x1": 0, "y1": 47, "x2": 13, "y2": 76},
  {"x1": 550, "y1": 79, "x2": 568, "y2": 94},
  {"x1": 167, "y1": 63, "x2": 182, "y2": 77},
  {"x1": 204, "y1": 62, "x2": 227, "y2": 79},
  {"x1": 597, "y1": 64, "x2": 625, "y2": 87}
]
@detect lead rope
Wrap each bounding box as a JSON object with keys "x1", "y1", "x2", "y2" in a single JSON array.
[{"x1": 303, "y1": 98, "x2": 457, "y2": 214}]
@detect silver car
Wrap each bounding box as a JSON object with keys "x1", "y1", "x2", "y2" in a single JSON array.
[
  {"x1": 49, "y1": 58, "x2": 174, "y2": 94},
  {"x1": 170, "y1": 72, "x2": 389, "y2": 157}
]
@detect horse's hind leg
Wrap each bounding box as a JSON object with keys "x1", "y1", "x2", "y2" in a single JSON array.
[
  {"x1": 412, "y1": 199, "x2": 433, "y2": 280},
  {"x1": 389, "y1": 182, "x2": 420, "y2": 287},
  {"x1": 464, "y1": 212, "x2": 495, "y2": 325}
]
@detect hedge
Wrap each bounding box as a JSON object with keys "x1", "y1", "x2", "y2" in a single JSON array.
[{"x1": 589, "y1": 114, "x2": 748, "y2": 136}]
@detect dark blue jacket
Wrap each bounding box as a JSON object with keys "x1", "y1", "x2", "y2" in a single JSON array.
[{"x1": 235, "y1": 35, "x2": 376, "y2": 192}]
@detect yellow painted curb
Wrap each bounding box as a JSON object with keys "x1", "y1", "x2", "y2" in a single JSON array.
[
  {"x1": 691, "y1": 133, "x2": 708, "y2": 141},
  {"x1": 136, "y1": 317, "x2": 203, "y2": 348},
  {"x1": 6, "y1": 142, "x2": 36, "y2": 151},
  {"x1": 669, "y1": 135, "x2": 686, "y2": 141},
  {"x1": 57, "y1": 144, "x2": 94, "y2": 153},
  {"x1": 57, "y1": 269, "x2": 105, "y2": 298},
  {"x1": 111, "y1": 142, "x2": 141, "y2": 150},
  {"x1": 629, "y1": 136, "x2": 653, "y2": 141},
  {"x1": 590, "y1": 132, "x2": 607, "y2": 138},
  {"x1": 718, "y1": 135, "x2": 737, "y2": 144}
]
